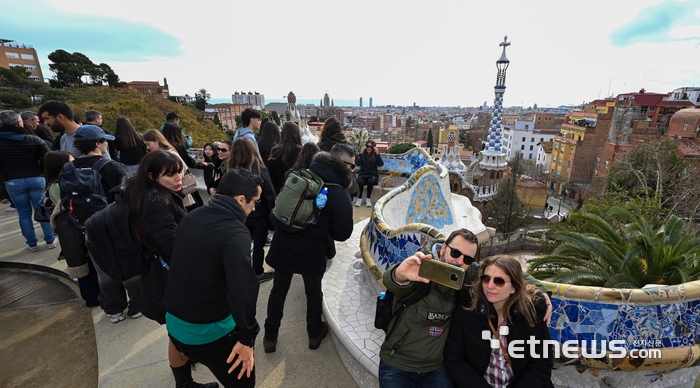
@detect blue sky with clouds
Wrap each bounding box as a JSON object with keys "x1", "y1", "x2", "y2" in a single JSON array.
[{"x1": 2, "y1": 0, "x2": 699, "y2": 107}]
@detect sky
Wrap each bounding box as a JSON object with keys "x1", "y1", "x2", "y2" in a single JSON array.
[{"x1": 2, "y1": 0, "x2": 700, "y2": 108}]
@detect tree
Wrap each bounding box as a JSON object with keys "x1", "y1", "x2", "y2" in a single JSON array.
[
  {"x1": 0, "y1": 66, "x2": 49, "y2": 105},
  {"x1": 388, "y1": 143, "x2": 416, "y2": 154},
  {"x1": 0, "y1": 91, "x2": 33, "y2": 109},
  {"x1": 270, "y1": 111, "x2": 281, "y2": 125},
  {"x1": 484, "y1": 152, "x2": 533, "y2": 233},
  {"x1": 348, "y1": 130, "x2": 369, "y2": 152},
  {"x1": 212, "y1": 112, "x2": 222, "y2": 129},
  {"x1": 47, "y1": 50, "x2": 121, "y2": 88},
  {"x1": 426, "y1": 128, "x2": 434, "y2": 154},
  {"x1": 194, "y1": 88, "x2": 211, "y2": 111},
  {"x1": 529, "y1": 204, "x2": 700, "y2": 288}
]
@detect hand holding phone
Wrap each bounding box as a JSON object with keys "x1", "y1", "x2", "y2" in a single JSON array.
[{"x1": 418, "y1": 258, "x2": 465, "y2": 290}]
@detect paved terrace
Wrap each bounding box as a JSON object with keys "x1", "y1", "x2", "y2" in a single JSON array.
[{"x1": 0, "y1": 188, "x2": 377, "y2": 388}]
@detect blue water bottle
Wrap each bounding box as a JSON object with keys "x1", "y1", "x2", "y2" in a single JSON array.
[
  {"x1": 379, "y1": 291, "x2": 386, "y2": 299},
  {"x1": 315, "y1": 187, "x2": 328, "y2": 209}
]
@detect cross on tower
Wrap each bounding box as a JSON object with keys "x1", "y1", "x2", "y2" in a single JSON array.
[{"x1": 500, "y1": 36, "x2": 510, "y2": 49}]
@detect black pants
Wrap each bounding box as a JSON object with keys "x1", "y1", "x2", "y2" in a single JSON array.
[
  {"x1": 92, "y1": 257, "x2": 142, "y2": 315},
  {"x1": 264, "y1": 269, "x2": 324, "y2": 339},
  {"x1": 170, "y1": 331, "x2": 255, "y2": 388},
  {"x1": 245, "y1": 215, "x2": 269, "y2": 276},
  {"x1": 77, "y1": 258, "x2": 101, "y2": 307},
  {"x1": 356, "y1": 175, "x2": 377, "y2": 198}
]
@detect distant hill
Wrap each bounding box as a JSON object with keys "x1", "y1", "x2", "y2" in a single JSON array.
[{"x1": 52, "y1": 87, "x2": 227, "y2": 147}]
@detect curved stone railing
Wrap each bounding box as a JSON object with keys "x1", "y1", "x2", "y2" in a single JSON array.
[{"x1": 359, "y1": 148, "x2": 489, "y2": 283}]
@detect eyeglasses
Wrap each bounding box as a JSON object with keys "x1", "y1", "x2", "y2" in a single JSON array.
[
  {"x1": 344, "y1": 161, "x2": 356, "y2": 169},
  {"x1": 445, "y1": 243, "x2": 475, "y2": 263},
  {"x1": 366, "y1": 145, "x2": 374, "y2": 149},
  {"x1": 254, "y1": 199, "x2": 261, "y2": 205},
  {"x1": 218, "y1": 148, "x2": 230, "y2": 153},
  {"x1": 480, "y1": 274, "x2": 511, "y2": 288}
]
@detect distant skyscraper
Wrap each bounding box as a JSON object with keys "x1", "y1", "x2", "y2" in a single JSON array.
[
  {"x1": 369, "y1": 97, "x2": 373, "y2": 108},
  {"x1": 360, "y1": 97, "x2": 363, "y2": 107},
  {"x1": 324, "y1": 92, "x2": 330, "y2": 107}
]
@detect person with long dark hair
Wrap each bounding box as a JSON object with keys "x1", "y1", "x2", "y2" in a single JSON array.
[
  {"x1": 257, "y1": 121, "x2": 280, "y2": 167},
  {"x1": 317, "y1": 117, "x2": 348, "y2": 152},
  {"x1": 290, "y1": 142, "x2": 320, "y2": 172},
  {"x1": 355, "y1": 139, "x2": 384, "y2": 207},
  {"x1": 113, "y1": 117, "x2": 147, "y2": 174},
  {"x1": 200, "y1": 142, "x2": 219, "y2": 189},
  {"x1": 267, "y1": 122, "x2": 302, "y2": 193},
  {"x1": 123, "y1": 150, "x2": 217, "y2": 388},
  {"x1": 228, "y1": 138, "x2": 276, "y2": 283},
  {"x1": 209, "y1": 139, "x2": 232, "y2": 195},
  {"x1": 444, "y1": 255, "x2": 554, "y2": 387}
]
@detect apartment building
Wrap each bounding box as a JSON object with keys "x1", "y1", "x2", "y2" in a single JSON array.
[
  {"x1": 501, "y1": 120, "x2": 557, "y2": 161},
  {"x1": 0, "y1": 39, "x2": 44, "y2": 81},
  {"x1": 204, "y1": 103, "x2": 252, "y2": 130}
]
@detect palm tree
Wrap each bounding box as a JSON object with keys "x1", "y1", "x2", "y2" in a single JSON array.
[
  {"x1": 348, "y1": 130, "x2": 369, "y2": 152},
  {"x1": 528, "y1": 204, "x2": 700, "y2": 288},
  {"x1": 198, "y1": 88, "x2": 211, "y2": 102}
]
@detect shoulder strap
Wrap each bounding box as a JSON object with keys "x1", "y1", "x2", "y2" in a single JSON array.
[
  {"x1": 385, "y1": 281, "x2": 431, "y2": 340},
  {"x1": 92, "y1": 158, "x2": 110, "y2": 172}
]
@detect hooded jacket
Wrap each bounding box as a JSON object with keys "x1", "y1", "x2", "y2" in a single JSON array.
[
  {"x1": 0, "y1": 124, "x2": 50, "y2": 181},
  {"x1": 233, "y1": 127, "x2": 258, "y2": 149},
  {"x1": 265, "y1": 152, "x2": 354, "y2": 275}
]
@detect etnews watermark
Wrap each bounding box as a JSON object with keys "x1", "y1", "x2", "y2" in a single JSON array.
[{"x1": 483, "y1": 327, "x2": 663, "y2": 359}]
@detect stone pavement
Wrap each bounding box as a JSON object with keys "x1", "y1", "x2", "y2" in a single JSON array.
[{"x1": 0, "y1": 196, "x2": 374, "y2": 387}]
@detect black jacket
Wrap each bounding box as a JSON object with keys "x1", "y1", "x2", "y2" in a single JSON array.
[
  {"x1": 444, "y1": 289, "x2": 554, "y2": 388},
  {"x1": 114, "y1": 138, "x2": 147, "y2": 166},
  {"x1": 356, "y1": 151, "x2": 384, "y2": 179},
  {"x1": 267, "y1": 146, "x2": 301, "y2": 194},
  {"x1": 0, "y1": 124, "x2": 49, "y2": 181},
  {"x1": 248, "y1": 163, "x2": 276, "y2": 219},
  {"x1": 265, "y1": 152, "x2": 354, "y2": 275},
  {"x1": 164, "y1": 194, "x2": 259, "y2": 347}
]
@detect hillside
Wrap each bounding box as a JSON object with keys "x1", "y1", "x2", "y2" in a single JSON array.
[{"x1": 54, "y1": 87, "x2": 227, "y2": 147}]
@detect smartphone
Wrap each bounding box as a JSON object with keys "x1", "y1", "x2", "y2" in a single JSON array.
[{"x1": 418, "y1": 258, "x2": 465, "y2": 290}]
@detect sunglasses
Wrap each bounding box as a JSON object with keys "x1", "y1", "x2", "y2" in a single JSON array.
[
  {"x1": 480, "y1": 274, "x2": 511, "y2": 288},
  {"x1": 445, "y1": 243, "x2": 475, "y2": 263},
  {"x1": 218, "y1": 148, "x2": 230, "y2": 153},
  {"x1": 344, "y1": 161, "x2": 356, "y2": 169}
]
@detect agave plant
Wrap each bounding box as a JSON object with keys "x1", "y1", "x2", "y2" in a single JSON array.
[{"x1": 529, "y1": 204, "x2": 700, "y2": 288}]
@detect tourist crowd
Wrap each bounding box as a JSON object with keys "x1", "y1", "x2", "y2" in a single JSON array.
[{"x1": 0, "y1": 102, "x2": 555, "y2": 387}]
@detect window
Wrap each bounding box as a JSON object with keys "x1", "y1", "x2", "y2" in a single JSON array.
[
  {"x1": 522, "y1": 137, "x2": 526, "y2": 141},
  {"x1": 521, "y1": 145, "x2": 525, "y2": 150},
  {"x1": 20, "y1": 53, "x2": 34, "y2": 60},
  {"x1": 23, "y1": 64, "x2": 37, "y2": 71},
  {"x1": 5, "y1": 52, "x2": 19, "y2": 58},
  {"x1": 558, "y1": 158, "x2": 562, "y2": 166},
  {"x1": 529, "y1": 145, "x2": 534, "y2": 150},
  {"x1": 561, "y1": 145, "x2": 565, "y2": 152},
  {"x1": 683, "y1": 124, "x2": 688, "y2": 131},
  {"x1": 570, "y1": 148, "x2": 574, "y2": 154},
  {"x1": 604, "y1": 161, "x2": 609, "y2": 169},
  {"x1": 8, "y1": 63, "x2": 22, "y2": 68},
  {"x1": 531, "y1": 137, "x2": 535, "y2": 142},
  {"x1": 528, "y1": 153, "x2": 533, "y2": 159},
  {"x1": 540, "y1": 138, "x2": 544, "y2": 142},
  {"x1": 29, "y1": 76, "x2": 40, "y2": 81},
  {"x1": 650, "y1": 107, "x2": 656, "y2": 112},
  {"x1": 554, "y1": 144, "x2": 558, "y2": 151},
  {"x1": 567, "y1": 161, "x2": 571, "y2": 167}
]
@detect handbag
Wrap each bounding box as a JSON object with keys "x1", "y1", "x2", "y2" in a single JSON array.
[
  {"x1": 34, "y1": 190, "x2": 54, "y2": 223},
  {"x1": 181, "y1": 170, "x2": 199, "y2": 195}
]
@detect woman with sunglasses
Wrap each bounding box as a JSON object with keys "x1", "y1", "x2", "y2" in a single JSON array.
[
  {"x1": 208, "y1": 139, "x2": 232, "y2": 195},
  {"x1": 355, "y1": 139, "x2": 383, "y2": 207},
  {"x1": 444, "y1": 255, "x2": 554, "y2": 387}
]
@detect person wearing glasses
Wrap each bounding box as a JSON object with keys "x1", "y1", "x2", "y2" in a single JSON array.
[
  {"x1": 355, "y1": 139, "x2": 384, "y2": 207},
  {"x1": 444, "y1": 255, "x2": 554, "y2": 387},
  {"x1": 209, "y1": 139, "x2": 233, "y2": 195},
  {"x1": 378, "y1": 229, "x2": 552, "y2": 388},
  {"x1": 233, "y1": 108, "x2": 262, "y2": 150},
  {"x1": 263, "y1": 143, "x2": 356, "y2": 354}
]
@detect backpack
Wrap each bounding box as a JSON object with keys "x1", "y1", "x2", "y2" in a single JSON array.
[
  {"x1": 59, "y1": 159, "x2": 110, "y2": 230},
  {"x1": 374, "y1": 282, "x2": 431, "y2": 339},
  {"x1": 271, "y1": 169, "x2": 339, "y2": 233},
  {"x1": 85, "y1": 199, "x2": 151, "y2": 281}
]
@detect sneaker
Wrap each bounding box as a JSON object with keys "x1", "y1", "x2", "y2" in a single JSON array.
[
  {"x1": 47, "y1": 239, "x2": 59, "y2": 249},
  {"x1": 309, "y1": 322, "x2": 329, "y2": 350},
  {"x1": 109, "y1": 312, "x2": 125, "y2": 323},
  {"x1": 263, "y1": 337, "x2": 277, "y2": 353},
  {"x1": 257, "y1": 271, "x2": 275, "y2": 283},
  {"x1": 129, "y1": 312, "x2": 143, "y2": 319},
  {"x1": 6, "y1": 205, "x2": 16, "y2": 212},
  {"x1": 27, "y1": 244, "x2": 40, "y2": 252},
  {"x1": 366, "y1": 198, "x2": 372, "y2": 207},
  {"x1": 355, "y1": 198, "x2": 362, "y2": 207}
]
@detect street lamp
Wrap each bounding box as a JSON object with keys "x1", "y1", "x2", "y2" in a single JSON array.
[{"x1": 557, "y1": 193, "x2": 564, "y2": 215}]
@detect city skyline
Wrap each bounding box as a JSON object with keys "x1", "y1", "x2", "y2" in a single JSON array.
[{"x1": 2, "y1": 0, "x2": 700, "y2": 107}]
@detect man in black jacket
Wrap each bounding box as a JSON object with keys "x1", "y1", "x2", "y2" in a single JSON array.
[
  {"x1": 0, "y1": 110, "x2": 55, "y2": 251},
  {"x1": 263, "y1": 143, "x2": 356, "y2": 353},
  {"x1": 165, "y1": 168, "x2": 263, "y2": 388}
]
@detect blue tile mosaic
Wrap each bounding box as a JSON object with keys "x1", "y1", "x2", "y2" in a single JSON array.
[{"x1": 406, "y1": 174, "x2": 453, "y2": 228}]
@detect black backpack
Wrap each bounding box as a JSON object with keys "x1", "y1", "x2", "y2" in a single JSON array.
[
  {"x1": 85, "y1": 199, "x2": 151, "y2": 281},
  {"x1": 59, "y1": 159, "x2": 110, "y2": 230},
  {"x1": 374, "y1": 282, "x2": 431, "y2": 339}
]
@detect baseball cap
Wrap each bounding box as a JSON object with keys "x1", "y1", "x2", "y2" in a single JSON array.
[{"x1": 74, "y1": 125, "x2": 115, "y2": 141}]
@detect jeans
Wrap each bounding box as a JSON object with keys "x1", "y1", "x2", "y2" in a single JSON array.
[
  {"x1": 4, "y1": 177, "x2": 55, "y2": 246},
  {"x1": 123, "y1": 164, "x2": 139, "y2": 175},
  {"x1": 170, "y1": 330, "x2": 255, "y2": 388},
  {"x1": 379, "y1": 360, "x2": 454, "y2": 388},
  {"x1": 264, "y1": 269, "x2": 324, "y2": 339},
  {"x1": 245, "y1": 215, "x2": 269, "y2": 275}
]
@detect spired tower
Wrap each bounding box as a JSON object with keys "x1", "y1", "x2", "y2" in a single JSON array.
[{"x1": 441, "y1": 36, "x2": 511, "y2": 208}]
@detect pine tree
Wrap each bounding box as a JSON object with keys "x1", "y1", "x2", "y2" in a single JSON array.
[{"x1": 426, "y1": 128, "x2": 434, "y2": 154}]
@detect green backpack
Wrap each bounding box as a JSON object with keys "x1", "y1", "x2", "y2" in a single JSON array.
[{"x1": 271, "y1": 169, "x2": 339, "y2": 233}]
